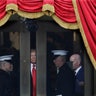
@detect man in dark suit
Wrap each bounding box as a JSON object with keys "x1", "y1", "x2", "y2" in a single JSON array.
[
  {"x1": 52, "y1": 50, "x2": 75, "y2": 96},
  {"x1": 0, "y1": 55, "x2": 13, "y2": 96},
  {"x1": 70, "y1": 54, "x2": 84, "y2": 96}
]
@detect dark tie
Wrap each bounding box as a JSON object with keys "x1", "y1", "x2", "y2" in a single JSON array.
[{"x1": 32, "y1": 67, "x2": 36, "y2": 96}]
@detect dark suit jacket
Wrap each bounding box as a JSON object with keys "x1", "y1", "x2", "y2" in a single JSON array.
[
  {"x1": 75, "y1": 67, "x2": 84, "y2": 95},
  {"x1": 0, "y1": 69, "x2": 12, "y2": 96},
  {"x1": 55, "y1": 63, "x2": 75, "y2": 96}
]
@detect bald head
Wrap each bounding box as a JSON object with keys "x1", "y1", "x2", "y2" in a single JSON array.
[
  {"x1": 70, "y1": 54, "x2": 81, "y2": 70},
  {"x1": 70, "y1": 54, "x2": 81, "y2": 61}
]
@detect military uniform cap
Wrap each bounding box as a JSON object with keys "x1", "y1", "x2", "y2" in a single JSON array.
[
  {"x1": 0, "y1": 55, "x2": 13, "y2": 63},
  {"x1": 52, "y1": 50, "x2": 68, "y2": 56}
]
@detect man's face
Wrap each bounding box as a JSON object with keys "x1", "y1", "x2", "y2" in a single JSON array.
[
  {"x1": 70, "y1": 56, "x2": 79, "y2": 70},
  {"x1": 53, "y1": 56, "x2": 65, "y2": 68},
  {"x1": 4, "y1": 62, "x2": 13, "y2": 72},
  {"x1": 31, "y1": 51, "x2": 36, "y2": 64}
]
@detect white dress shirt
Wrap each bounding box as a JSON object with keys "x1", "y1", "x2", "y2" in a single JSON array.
[
  {"x1": 75, "y1": 66, "x2": 82, "y2": 75},
  {"x1": 31, "y1": 63, "x2": 36, "y2": 74}
]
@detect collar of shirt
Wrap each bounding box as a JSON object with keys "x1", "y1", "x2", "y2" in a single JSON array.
[
  {"x1": 75, "y1": 66, "x2": 82, "y2": 75},
  {"x1": 31, "y1": 63, "x2": 36, "y2": 73},
  {"x1": 57, "y1": 68, "x2": 59, "y2": 74}
]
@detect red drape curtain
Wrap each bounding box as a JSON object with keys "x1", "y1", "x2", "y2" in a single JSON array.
[
  {"x1": 0, "y1": 0, "x2": 96, "y2": 69},
  {"x1": 54, "y1": 0, "x2": 76, "y2": 23},
  {"x1": 72, "y1": 0, "x2": 96, "y2": 68},
  {"x1": 7, "y1": 0, "x2": 17, "y2": 4},
  {"x1": 0, "y1": 0, "x2": 6, "y2": 20},
  {"x1": 18, "y1": 0, "x2": 43, "y2": 12},
  {"x1": 0, "y1": 0, "x2": 12, "y2": 26},
  {"x1": 42, "y1": 0, "x2": 54, "y2": 14}
]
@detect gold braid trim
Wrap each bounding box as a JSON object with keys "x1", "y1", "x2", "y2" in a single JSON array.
[
  {"x1": 0, "y1": 12, "x2": 12, "y2": 26},
  {"x1": 17, "y1": 10, "x2": 44, "y2": 19},
  {"x1": 6, "y1": 3, "x2": 18, "y2": 12},
  {"x1": 52, "y1": 15, "x2": 78, "y2": 29},
  {"x1": 72, "y1": 0, "x2": 96, "y2": 69},
  {"x1": 42, "y1": 4, "x2": 55, "y2": 16}
]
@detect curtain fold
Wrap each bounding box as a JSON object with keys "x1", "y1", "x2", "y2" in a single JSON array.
[
  {"x1": 17, "y1": 0, "x2": 44, "y2": 18},
  {"x1": 0, "y1": 0, "x2": 12, "y2": 26},
  {"x1": 6, "y1": 0, "x2": 18, "y2": 12},
  {"x1": 52, "y1": 0, "x2": 78, "y2": 29},
  {"x1": 72, "y1": 0, "x2": 96, "y2": 69},
  {"x1": 0, "y1": 0, "x2": 6, "y2": 19},
  {"x1": 42, "y1": 0, "x2": 55, "y2": 16},
  {"x1": 18, "y1": 0, "x2": 42, "y2": 12},
  {"x1": 55, "y1": 0, "x2": 77, "y2": 23},
  {"x1": 0, "y1": 0, "x2": 96, "y2": 69}
]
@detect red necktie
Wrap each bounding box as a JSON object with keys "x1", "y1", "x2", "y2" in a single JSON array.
[{"x1": 32, "y1": 67, "x2": 36, "y2": 96}]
